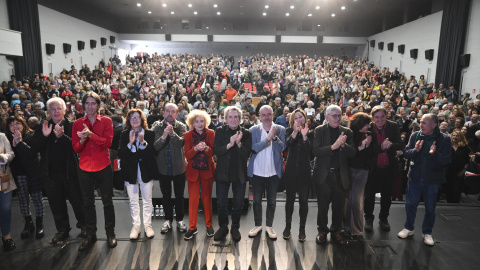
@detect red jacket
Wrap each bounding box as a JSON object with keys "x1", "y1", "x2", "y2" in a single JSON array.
[{"x1": 184, "y1": 128, "x2": 215, "y2": 181}]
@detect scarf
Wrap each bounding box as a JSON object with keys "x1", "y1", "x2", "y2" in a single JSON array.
[
  {"x1": 413, "y1": 126, "x2": 440, "y2": 164},
  {"x1": 192, "y1": 129, "x2": 208, "y2": 170}
]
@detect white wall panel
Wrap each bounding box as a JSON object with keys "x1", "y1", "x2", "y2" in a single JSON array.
[
  {"x1": 281, "y1": 36, "x2": 317, "y2": 44},
  {"x1": 172, "y1": 35, "x2": 207, "y2": 42},
  {"x1": 323, "y1": 37, "x2": 367, "y2": 45},
  {"x1": 214, "y1": 35, "x2": 275, "y2": 43}
]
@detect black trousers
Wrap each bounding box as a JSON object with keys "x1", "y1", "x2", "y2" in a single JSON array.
[
  {"x1": 78, "y1": 165, "x2": 115, "y2": 236},
  {"x1": 44, "y1": 171, "x2": 85, "y2": 233},
  {"x1": 159, "y1": 173, "x2": 186, "y2": 222},
  {"x1": 364, "y1": 166, "x2": 393, "y2": 221},
  {"x1": 285, "y1": 176, "x2": 310, "y2": 229},
  {"x1": 315, "y1": 171, "x2": 346, "y2": 234}
]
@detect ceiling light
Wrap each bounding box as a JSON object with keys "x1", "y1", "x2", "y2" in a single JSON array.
[
  {"x1": 331, "y1": 13, "x2": 335, "y2": 17},
  {"x1": 148, "y1": 11, "x2": 151, "y2": 14},
  {"x1": 194, "y1": 11, "x2": 197, "y2": 15},
  {"x1": 162, "y1": 3, "x2": 166, "y2": 7},
  {"x1": 206, "y1": 26, "x2": 209, "y2": 29},
  {"x1": 263, "y1": 12, "x2": 267, "y2": 16},
  {"x1": 213, "y1": 4, "x2": 218, "y2": 8},
  {"x1": 290, "y1": 5, "x2": 294, "y2": 9},
  {"x1": 341, "y1": 6, "x2": 346, "y2": 10},
  {"x1": 265, "y1": 5, "x2": 269, "y2": 9},
  {"x1": 188, "y1": 4, "x2": 192, "y2": 8},
  {"x1": 316, "y1": 6, "x2": 320, "y2": 10},
  {"x1": 137, "y1": 3, "x2": 141, "y2": 7},
  {"x1": 217, "y1": 12, "x2": 221, "y2": 15},
  {"x1": 317, "y1": 24, "x2": 321, "y2": 27},
  {"x1": 286, "y1": 13, "x2": 290, "y2": 16},
  {"x1": 171, "y1": 11, "x2": 174, "y2": 14},
  {"x1": 308, "y1": 13, "x2": 312, "y2": 17}
]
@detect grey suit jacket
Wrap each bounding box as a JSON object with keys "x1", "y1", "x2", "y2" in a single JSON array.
[{"x1": 152, "y1": 120, "x2": 187, "y2": 176}]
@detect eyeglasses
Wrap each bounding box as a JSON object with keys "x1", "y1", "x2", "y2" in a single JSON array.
[
  {"x1": 329, "y1": 114, "x2": 342, "y2": 119},
  {"x1": 130, "y1": 116, "x2": 140, "y2": 120}
]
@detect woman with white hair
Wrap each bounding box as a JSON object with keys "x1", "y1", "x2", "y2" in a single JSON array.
[{"x1": 304, "y1": 100, "x2": 315, "y2": 116}]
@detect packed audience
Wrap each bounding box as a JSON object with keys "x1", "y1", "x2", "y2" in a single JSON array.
[{"x1": 0, "y1": 52, "x2": 475, "y2": 252}]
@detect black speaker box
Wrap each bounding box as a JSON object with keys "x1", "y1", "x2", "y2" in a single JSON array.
[
  {"x1": 208, "y1": 35, "x2": 213, "y2": 42},
  {"x1": 387, "y1": 42, "x2": 394, "y2": 51},
  {"x1": 378, "y1": 42, "x2": 384, "y2": 50},
  {"x1": 275, "y1": 35, "x2": 281, "y2": 43},
  {"x1": 370, "y1": 40, "x2": 375, "y2": 47},
  {"x1": 90, "y1": 39, "x2": 97, "y2": 49},
  {"x1": 165, "y1": 34, "x2": 171, "y2": 41},
  {"x1": 425, "y1": 49, "x2": 434, "y2": 60},
  {"x1": 398, "y1": 44, "x2": 405, "y2": 54},
  {"x1": 46, "y1": 43, "x2": 55, "y2": 55},
  {"x1": 78, "y1": 40, "x2": 85, "y2": 50},
  {"x1": 459, "y1": 54, "x2": 471, "y2": 67},
  {"x1": 410, "y1": 49, "x2": 418, "y2": 59},
  {"x1": 101, "y1": 37, "x2": 107, "y2": 46},
  {"x1": 63, "y1": 43, "x2": 71, "y2": 54},
  {"x1": 110, "y1": 36, "x2": 115, "y2": 43}
]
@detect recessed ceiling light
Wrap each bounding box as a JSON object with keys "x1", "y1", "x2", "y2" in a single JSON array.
[
  {"x1": 148, "y1": 11, "x2": 151, "y2": 14},
  {"x1": 286, "y1": 13, "x2": 290, "y2": 16},
  {"x1": 308, "y1": 13, "x2": 312, "y2": 17},
  {"x1": 188, "y1": 4, "x2": 192, "y2": 8},
  {"x1": 137, "y1": 3, "x2": 141, "y2": 7},
  {"x1": 265, "y1": 5, "x2": 269, "y2": 9},
  {"x1": 171, "y1": 11, "x2": 174, "y2": 14},
  {"x1": 194, "y1": 11, "x2": 197, "y2": 15},
  {"x1": 162, "y1": 3, "x2": 166, "y2": 7},
  {"x1": 317, "y1": 24, "x2": 321, "y2": 27},
  {"x1": 331, "y1": 13, "x2": 335, "y2": 17},
  {"x1": 213, "y1": 4, "x2": 218, "y2": 8},
  {"x1": 206, "y1": 26, "x2": 209, "y2": 29},
  {"x1": 290, "y1": 5, "x2": 294, "y2": 9},
  {"x1": 263, "y1": 12, "x2": 267, "y2": 16},
  {"x1": 316, "y1": 6, "x2": 320, "y2": 10},
  {"x1": 217, "y1": 11, "x2": 221, "y2": 15},
  {"x1": 341, "y1": 6, "x2": 346, "y2": 10}
]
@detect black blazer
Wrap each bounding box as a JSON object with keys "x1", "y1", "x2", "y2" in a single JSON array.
[
  {"x1": 312, "y1": 124, "x2": 356, "y2": 190},
  {"x1": 118, "y1": 129, "x2": 160, "y2": 184},
  {"x1": 368, "y1": 120, "x2": 403, "y2": 172}
]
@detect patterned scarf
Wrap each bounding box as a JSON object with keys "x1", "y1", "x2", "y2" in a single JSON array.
[{"x1": 192, "y1": 129, "x2": 208, "y2": 170}]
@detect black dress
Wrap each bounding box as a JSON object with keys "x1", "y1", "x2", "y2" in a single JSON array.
[{"x1": 445, "y1": 145, "x2": 470, "y2": 203}]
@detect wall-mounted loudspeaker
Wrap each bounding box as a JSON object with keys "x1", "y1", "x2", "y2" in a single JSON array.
[
  {"x1": 410, "y1": 49, "x2": 418, "y2": 59},
  {"x1": 90, "y1": 39, "x2": 97, "y2": 49},
  {"x1": 110, "y1": 36, "x2": 115, "y2": 43},
  {"x1": 207, "y1": 35, "x2": 213, "y2": 42},
  {"x1": 46, "y1": 43, "x2": 55, "y2": 55},
  {"x1": 378, "y1": 42, "x2": 384, "y2": 50},
  {"x1": 459, "y1": 54, "x2": 470, "y2": 67},
  {"x1": 100, "y1": 37, "x2": 107, "y2": 46},
  {"x1": 78, "y1": 41, "x2": 85, "y2": 50},
  {"x1": 370, "y1": 40, "x2": 375, "y2": 47},
  {"x1": 425, "y1": 49, "x2": 434, "y2": 61},
  {"x1": 63, "y1": 43, "x2": 71, "y2": 54},
  {"x1": 165, "y1": 34, "x2": 171, "y2": 41},
  {"x1": 275, "y1": 35, "x2": 281, "y2": 43},
  {"x1": 398, "y1": 44, "x2": 405, "y2": 54},
  {"x1": 387, "y1": 43, "x2": 394, "y2": 51}
]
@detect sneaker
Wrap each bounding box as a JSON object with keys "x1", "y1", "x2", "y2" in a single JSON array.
[
  {"x1": 161, "y1": 220, "x2": 172, "y2": 234},
  {"x1": 283, "y1": 227, "x2": 291, "y2": 240},
  {"x1": 379, "y1": 219, "x2": 391, "y2": 231},
  {"x1": 214, "y1": 227, "x2": 229, "y2": 241},
  {"x1": 177, "y1": 221, "x2": 187, "y2": 233},
  {"x1": 184, "y1": 228, "x2": 198, "y2": 240},
  {"x1": 398, "y1": 229, "x2": 414, "y2": 239},
  {"x1": 145, "y1": 225, "x2": 155, "y2": 238},
  {"x1": 231, "y1": 227, "x2": 241, "y2": 242},
  {"x1": 265, "y1": 226, "x2": 277, "y2": 240},
  {"x1": 422, "y1": 234, "x2": 434, "y2": 246},
  {"x1": 130, "y1": 225, "x2": 141, "y2": 240},
  {"x1": 248, "y1": 226, "x2": 262, "y2": 238},
  {"x1": 206, "y1": 227, "x2": 215, "y2": 237}
]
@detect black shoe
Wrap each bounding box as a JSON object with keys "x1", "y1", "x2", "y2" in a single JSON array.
[
  {"x1": 283, "y1": 227, "x2": 291, "y2": 240},
  {"x1": 21, "y1": 216, "x2": 35, "y2": 239},
  {"x1": 78, "y1": 235, "x2": 97, "y2": 251},
  {"x1": 206, "y1": 227, "x2": 215, "y2": 237},
  {"x1": 52, "y1": 231, "x2": 69, "y2": 244},
  {"x1": 79, "y1": 228, "x2": 87, "y2": 238},
  {"x1": 333, "y1": 234, "x2": 346, "y2": 245},
  {"x1": 35, "y1": 217, "x2": 44, "y2": 239},
  {"x1": 379, "y1": 219, "x2": 391, "y2": 231},
  {"x1": 298, "y1": 229, "x2": 306, "y2": 242},
  {"x1": 231, "y1": 228, "x2": 241, "y2": 242},
  {"x1": 184, "y1": 229, "x2": 198, "y2": 240},
  {"x1": 364, "y1": 218, "x2": 373, "y2": 232},
  {"x1": 2, "y1": 237, "x2": 15, "y2": 251},
  {"x1": 214, "y1": 227, "x2": 229, "y2": 241},
  {"x1": 107, "y1": 234, "x2": 117, "y2": 248},
  {"x1": 316, "y1": 233, "x2": 327, "y2": 245}
]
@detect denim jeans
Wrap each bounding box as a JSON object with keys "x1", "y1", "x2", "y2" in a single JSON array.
[
  {"x1": 0, "y1": 191, "x2": 12, "y2": 236},
  {"x1": 404, "y1": 177, "x2": 440, "y2": 235},
  {"x1": 251, "y1": 175, "x2": 279, "y2": 227},
  {"x1": 216, "y1": 180, "x2": 246, "y2": 229}
]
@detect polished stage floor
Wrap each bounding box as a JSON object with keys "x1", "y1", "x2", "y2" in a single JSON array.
[{"x1": 1, "y1": 198, "x2": 480, "y2": 270}]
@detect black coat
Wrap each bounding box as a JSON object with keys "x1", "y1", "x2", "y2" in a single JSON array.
[
  {"x1": 118, "y1": 129, "x2": 159, "y2": 184},
  {"x1": 8, "y1": 131, "x2": 42, "y2": 193},
  {"x1": 368, "y1": 120, "x2": 403, "y2": 172},
  {"x1": 284, "y1": 127, "x2": 312, "y2": 182}
]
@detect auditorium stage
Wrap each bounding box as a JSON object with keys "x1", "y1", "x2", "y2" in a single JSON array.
[{"x1": 1, "y1": 199, "x2": 480, "y2": 270}]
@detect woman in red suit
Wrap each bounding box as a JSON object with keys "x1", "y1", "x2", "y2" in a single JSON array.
[{"x1": 184, "y1": 109, "x2": 215, "y2": 240}]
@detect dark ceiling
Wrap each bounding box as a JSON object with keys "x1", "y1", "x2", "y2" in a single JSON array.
[{"x1": 37, "y1": 0, "x2": 441, "y2": 36}]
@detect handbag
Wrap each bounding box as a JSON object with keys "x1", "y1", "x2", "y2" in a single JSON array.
[{"x1": 0, "y1": 164, "x2": 10, "y2": 191}]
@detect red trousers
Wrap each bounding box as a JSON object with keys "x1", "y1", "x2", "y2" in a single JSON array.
[{"x1": 187, "y1": 175, "x2": 214, "y2": 230}]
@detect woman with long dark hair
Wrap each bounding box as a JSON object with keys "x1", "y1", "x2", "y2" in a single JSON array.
[
  {"x1": 444, "y1": 130, "x2": 470, "y2": 203},
  {"x1": 6, "y1": 116, "x2": 44, "y2": 240}
]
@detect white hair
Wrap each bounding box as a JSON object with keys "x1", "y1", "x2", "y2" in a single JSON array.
[
  {"x1": 224, "y1": 106, "x2": 242, "y2": 119},
  {"x1": 46, "y1": 97, "x2": 66, "y2": 111},
  {"x1": 325, "y1": 104, "x2": 342, "y2": 115}
]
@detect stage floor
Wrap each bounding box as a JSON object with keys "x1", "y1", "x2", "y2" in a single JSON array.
[{"x1": 1, "y1": 199, "x2": 480, "y2": 270}]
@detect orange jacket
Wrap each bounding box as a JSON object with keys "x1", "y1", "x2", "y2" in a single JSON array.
[{"x1": 184, "y1": 128, "x2": 216, "y2": 182}]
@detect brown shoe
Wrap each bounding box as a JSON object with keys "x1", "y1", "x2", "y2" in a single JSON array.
[
  {"x1": 315, "y1": 233, "x2": 326, "y2": 245},
  {"x1": 333, "y1": 234, "x2": 346, "y2": 245}
]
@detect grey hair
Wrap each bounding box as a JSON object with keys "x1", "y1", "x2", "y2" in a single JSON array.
[
  {"x1": 224, "y1": 105, "x2": 242, "y2": 119},
  {"x1": 307, "y1": 100, "x2": 314, "y2": 107},
  {"x1": 164, "y1": 102, "x2": 178, "y2": 112},
  {"x1": 423, "y1": 113, "x2": 439, "y2": 125},
  {"x1": 259, "y1": 105, "x2": 274, "y2": 115},
  {"x1": 325, "y1": 104, "x2": 342, "y2": 115},
  {"x1": 46, "y1": 97, "x2": 66, "y2": 111}
]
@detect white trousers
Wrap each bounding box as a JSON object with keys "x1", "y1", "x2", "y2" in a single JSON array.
[{"x1": 125, "y1": 179, "x2": 154, "y2": 227}]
